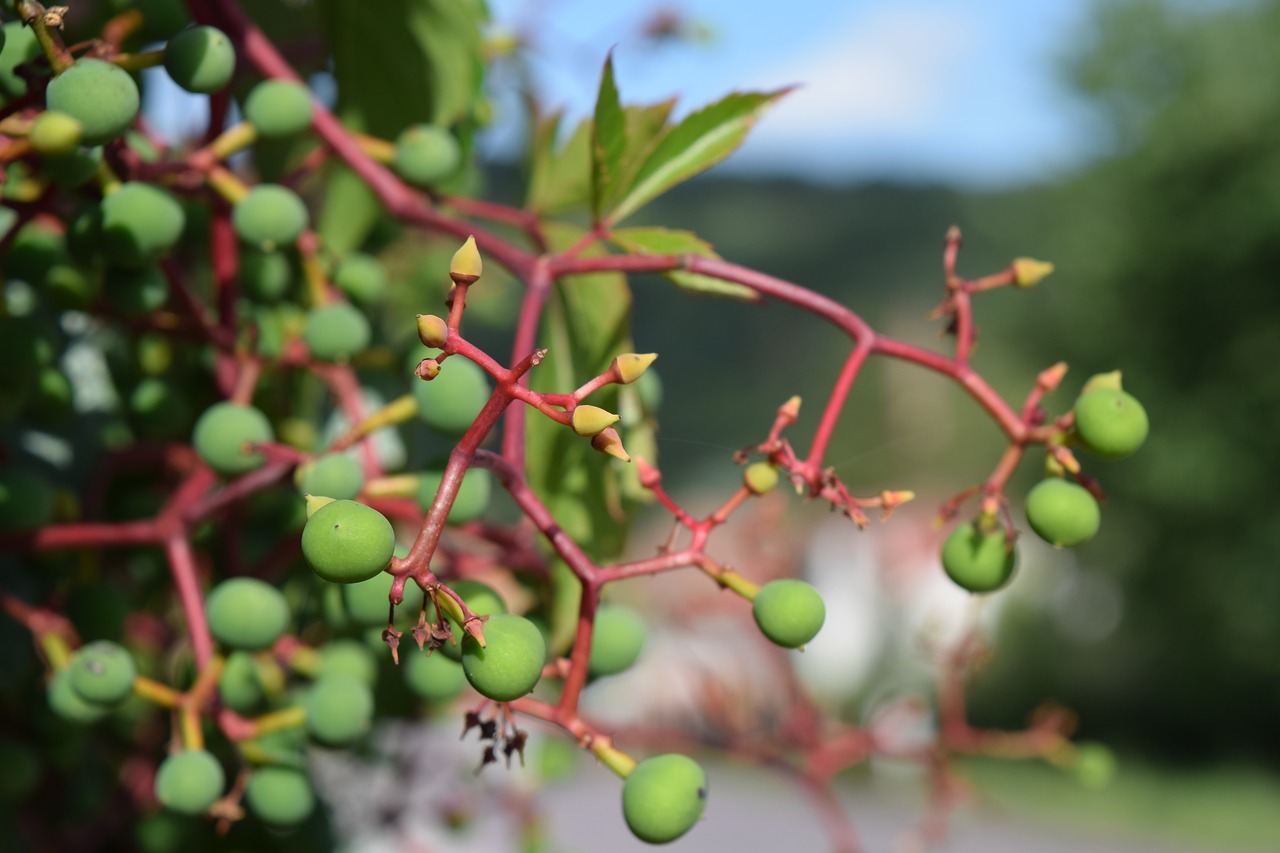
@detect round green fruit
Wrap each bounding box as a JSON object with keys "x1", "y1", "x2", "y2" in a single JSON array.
[
  {"x1": 205, "y1": 577, "x2": 290, "y2": 651},
  {"x1": 304, "y1": 674, "x2": 373, "y2": 747},
  {"x1": 1073, "y1": 387, "x2": 1149, "y2": 460},
  {"x1": 415, "y1": 467, "x2": 490, "y2": 525},
  {"x1": 412, "y1": 355, "x2": 491, "y2": 434},
  {"x1": 232, "y1": 184, "x2": 308, "y2": 251},
  {"x1": 622, "y1": 753, "x2": 708, "y2": 845},
  {"x1": 104, "y1": 265, "x2": 168, "y2": 317},
  {"x1": 1024, "y1": 478, "x2": 1101, "y2": 548},
  {"x1": 317, "y1": 639, "x2": 377, "y2": 686},
  {"x1": 98, "y1": 182, "x2": 185, "y2": 267},
  {"x1": 435, "y1": 579, "x2": 507, "y2": 661},
  {"x1": 68, "y1": 640, "x2": 136, "y2": 705},
  {"x1": 163, "y1": 26, "x2": 236, "y2": 93},
  {"x1": 154, "y1": 750, "x2": 224, "y2": 816},
  {"x1": 244, "y1": 766, "x2": 315, "y2": 826},
  {"x1": 393, "y1": 124, "x2": 460, "y2": 187},
  {"x1": 333, "y1": 252, "x2": 388, "y2": 304},
  {"x1": 341, "y1": 569, "x2": 423, "y2": 627},
  {"x1": 752, "y1": 579, "x2": 825, "y2": 649},
  {"x1": 130, "y1": 378, "x2": 191, "y2": 440},
  {"x1": 1, "y1": 22, "x2": 41, "y2": 100},
  {"x1": 303, "y1": 302, "x2": 370, "y2": 362},
  {"x1": 404, "y1": 650, "x2": 466, "y2": 704},
  {"x1": 29, "y1": 111, "x2": 83, "y2": 157},
  {"x1": 301, "y1": 499, "x2": 395, "y2": 584},
  {"x1": 239, "y1": 247, "x2": 292, "y2": 301},
  {"x1": 45, "y1": 147, "x2": 103, "y2": 188},
  {"x1": 0, "y1": 466, "x2": 57, "y2": 532},
  {"x1": 217, "y1": 650, "x2": 265, "y2": 713},
  {"x1": 941, "y1": 522, "x2": 1017, "y2": 593},
  {"x1": 460, "y1": 613, "x2": 545, "y2": 702},
  {"x1": 296, "y1": 453, "x2": 364, "y2": 501},
  {"x1": 6, "y1": 221, "x2": 66, "y2": 283},
  {"x1": 243, "y1": 79, "x2": 313, "y2": 137},
  {"x1": 588, "y1": 605, "x2": 647, "y2": 678},
  {"x1": 191, "y1": 401, "x2": 274, "y2": 476},
  {"x1": 45, "y1": 59, "x2": 140, "y2": 145},
  {"x1": 47, "y1": 668, "x2": 108, "y2": 724}
]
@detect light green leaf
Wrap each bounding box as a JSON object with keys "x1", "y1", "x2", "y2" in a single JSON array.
[
  {"x1": 603, "y1": 101, "x2": 676, "y2": 214},
  {"x1": 526, "y1": 114, "x2": 593, "y2": 215},
  {"x1": 610, "y1": 226, "x2": 760, "y2": 302},
  {"x1": 607, "y1": 88, "x2": 792, "y2": 225},
  {"x1": 591, "y1": 54, "x2": 627, "y2": 221}
]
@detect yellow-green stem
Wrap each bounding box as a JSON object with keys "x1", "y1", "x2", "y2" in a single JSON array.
[
  {"x1": 253, "y1": 705, "x2": 307, "y2": 737},
  {"x1": 133, "y1": 676, "x2": 183, "y2": 707}
]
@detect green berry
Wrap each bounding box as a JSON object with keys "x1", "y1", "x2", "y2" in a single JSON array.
[
  {"x1": 622, "y1": 753, "x2": 708, "y2": 845},
  {"x1": 0, "y1": 22, "x2": 41, "y2": 101},
  {"x1": 333, "y1": 252, "x2": 388, "y2": 304},
  {"x1": 404, "y1": 650, "x2": 467, "y2": 704},
  {"x1": 68, "y1": 640, "x2": 136, "y2": 705},
  {"x1": 752, "y1": 579, "x2": 825, "y2": 649},
  {"x1": 45, "y1": 262, "x2": 97, "y2": 309},
  {"x1": 232, "y1": 184, "x2": 308, "y2": 251},
  {"x1": 0, "y1": 466, "x2": 57, "y2": 532},
  {"x1": 46, "y1": 59, "x2": 140, "y2": 146},
  {"x1": 1073, "y1": 387, "x2": 1149, "y2": 460},
  {"x1": 6, "y1": 221, "x2": 65, "y2": 283},
  {"x1": 30, "y1": 366, "x2": 73, "y2": 422},
  {"x1": 29, "y1": 111, "x2": 83, "y2": 157},
  {"x1": 460, "y1": 613, "x2": 546, "y2": 702},
  {"x1": 743, "y1": 461, "x2": 779, "y2": 495},
  {"x1": 239, "y1": 247, "x2": 293, "y2": 301},
  {"x1": 98, "y1": 182, "x2": 186, "y2": 267},
  {"x1": 415, "y1": 467, "x2": 491, "y2": 524},
  {"x1": 436, "y1": 579, "x2": 507, "y2": 661},
  {"x1": 304, "y1": 674, "x2": 373, "y2": 746},
  {"x1": 317, "y1": 639, "x2": 377, "y2": 686},
  {"x1": 129, "y1": 377, "x2": 192, "y2": 440},
  {"x1": 297, "y1": 453, "x2": 364, "y2": 501},
  {"x1": 341, "y1": 569, "x2": 424, "y2": 627},
  {"x1": 217, "y1": 651, "x2": 265, "y2": 713},
  {"x1": 163, "y1": 26, "x2": 236, "y2": 93},
  {"x1": 301, "y1": 499, "x2": 395, "y2": 584},
  {"x1": 44, "y1": 147, "x2": 103, "y2": 188},
  {"x1": 244, "y1": 766, "x2": 315, "y2": 826},
  {"x1": 205, "y1": 577, "x2": 290, "y2": 651},
  {"x1": 303, "y1": 302, "x2": 370, "y2": 362},
  {"x1": 47, "y1": 668, "x2": 109, "y2": 724},
  {"x1": 243, "y1": 79, "x2": 313, "y2": 137},
  {"x1": 1024, "y1": 478, "x2": 1101, "y2": 548},
  {"x1": 393, "y1": 124, "x2": 460, "y2": 187},
  {"x1": 104, "y1": 265, "x2": 168, "y2": 318},
  {"x1": 588, "y1": 605, "x2": 647, "y2": 678},
  {"x1": 941, "y1": 522, "x2": 1017, "y2": 593},
  {"x1": 412, "y1": 355, "x2": 491, "y2": 434},
  {"x1": 191, "y1": 401, "x2": 274, "y2": 476},
  {"x1": 154, "y1": 750, "x2": 225, "y2": 816}
]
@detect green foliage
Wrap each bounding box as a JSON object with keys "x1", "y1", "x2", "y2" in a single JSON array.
[
  {"x1": 191, "y1": 402, "x2": 274, "y2": 476},
  {"x1": 205, "y1": 578, "x2": 290, "y2": 651},
  {"x1": 154, "y1": 750, "x2": 225, "y2": 816},
  {"x1": 751, "y1": 579, "x2": 826, "y2": 649},
  {"x1": 460, "y1": 613, "x2": 545, "y2": 702},
  {"x1": 301, "y1": 499, "x2": 395, "y2": 584},
  {"x1": 941, "y1": 522, "x2": 1017, "y2": 593},
  {"x1": 621, "y1": 753, "x2": 708, "y2": 844},
  {"x1": 45, "y1": 59, "x2": 139, "y2": 145},
  {"x1": 0, "y1": 21, "x2": 40, "y2": 101},
  {"x1": 163, "y1": 26, "x2": 236, "y2": 94},
  {"x1": 1024, "y1": 478, "x2": 1101, "y2": 548}
]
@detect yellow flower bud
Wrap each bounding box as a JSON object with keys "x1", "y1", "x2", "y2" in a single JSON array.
[
  {"x1": 304, "y1": 494, "x2": 336, "y2": 519},
  {"x1": 612, "y1": 352, "x2": 657, "y2": 385},
  {"x1": 415, "y1": 357, "x2": 441, "y2": 381},
  {"x1": 1080, "y1": 370, "x2": 1123, "y2": 395},
  {"x1": 571, "y1": 405, "x2": 619, "y2": 436},
  {"x1": 450, "y1": 235, "x2": 483, "y2": 284},
  {"x1": 742, "y1": 461, "x2": 779, "y2": 495},
  {"x1": 416, "y1": 314, "x2": 448, "y2": 349},
  {"x1": 1012, "y1": 258, "x2": 1054, "y2": 288},
  {"x1": 591, "y1": 428, "x2": 631, "y2": 462}
]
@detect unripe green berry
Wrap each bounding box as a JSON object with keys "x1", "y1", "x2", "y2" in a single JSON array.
[
  {"x1": 163, "y1": 26, "x2": 236, "y2": 93},
  {"x1": 622, "y1": 753, "x2": 708, "y2": 845},
  {"x1": 1073, "y1": 387, "x2": 1149, "y2": 460},
  {"x1": 45, "y1": 147, "x2": 103, "y2": 188},
  {"x1": 45, "y1": 59, "x2": 140, "y2": 145},
  {"x1": 191, "y1": 401, "x2": 274, "y2": 476},
  {"x1": 941, "y1": 522, "x2": 1017, "y2": 593},
  {"x1": 47, "y1": 668, "x2": 109, "y2": 724},
  {"x1": 206, "y1": 577, "x2": 290, "y2": 651},
  {"x1": 413, "y1": 355, "x2": 491, "y2": 434},
  {"x1": 29, "y1": 111, "x2": 83, "y2": 157},
  {"x1": 588, "y1": 605, "x2": 647, "y2": 678},
  {"x1": 68, "y1": 641, "x2": 136, "y2": 705},
  {"x1": 239, "y1": 248, "x2": 292, "y2": 301},
  {"x1": 218, "y1": 651, "x2": 265, "y2": 713},
  {"x1": 0, "y1": 466, "x2": 57, "y2": 532},
  {"x1": 243, "y1": 79, "x2": 313, "y2": 137},
  {"x1": 752, "y1": 579, "x2": 825, "y2": 648},
  {"x1": 296, "y1": 453, "x2": 364, "y2": 501},
  {"x1": 130, "y1": 377, "x2": 192, "y2": 440},
  {"x1": 341, "y1": 569, "x2": 424, "y2": 627},
  {"x1": 415, "y1": 467, "x2": 491, "y2": 525},
  {"x1": 303, "y1": 302, "x2": 370, "y2": 362},
  {"x1": 304, "y1": 674, "x2": 373, "y2": 746},
  {"x1": 404, "y1": 650, "x2": 467, "y2": 703},
  {"x1": 244, "y1": 766, "x2": 314, "y2": 826},
  {"x1": 393, "y1": 124, "x2": 460, "y2": 187},
  {"x1": 333, "y1": 252, "x2": 388, "y2": 304},
  {"x1": 98, "y1": 183, "x2": 186, "y2": 267},
  {"x1": 1024, "y1": 478, "x2": 1101, "y2": 548},
  {"x1": 743, "y1": 461, "x2": 779, "y2": 495},
  {"x1": 104, "y1": 265, "x2": 168, "y2": 318},
  {"x1": 301, "y1": 499, "x2": 395, "y2": 584},
  {"x1": 460, "y1": 613, "x2": 546, "y2": 702},
  {"x1": 317, "y1": 639, "x2": 377, "y2": 686},
  {"x1": 232, "y1": 184, "x2": 308, "y2": 251},
  {"x1": 154, "y1": 750, "x2": 225, "y2": 816}
]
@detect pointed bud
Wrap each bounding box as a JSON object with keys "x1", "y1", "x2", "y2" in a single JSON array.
[
  {"x1": 1044, "y1": 452, "x2": 1065, "y2": 478},
  {"x1": 571, "y1": 404, "x2": 619, "y2": 436},
  {"x1": 779, "y1": 395, "x2": 801, "y2": 423},
  {"x1": 1012, "y1": 258, "x2": 1054, "y2": 288},
  {"x1": 450, "y1": 236, "x2": 482, "y2": 285},
  {"x1": 415, "y1": 357, "x2": 441, "y2": 381},
  {"x1": 1038, "y1": 361, "x2": 1069, "y2": 393},
  {"x1": 304, "y1": 494, "x2": 336, "y2": 519},
  {"x1": 591, "y1": 427, "x2": 630, "y2": 462},
  {"x1": 743, "y1": 461, "x2": 779, "y2": 495},
  {"x1": 612, "y1": 352, "x2": 657, "y2": 385},
  {"x1": 1080, "y1": 370, "x2": 1123, "y2": 395},
  {"x1": 416, "y1": 314, "x2": 448, "y2": 349}
]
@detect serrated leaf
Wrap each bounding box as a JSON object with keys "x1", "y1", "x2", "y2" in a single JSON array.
[
  {"x1": 603, "y1": 101, "x2": 676, "y2": 213},
  {"x1": 591, "y1": 54, "x2": 627, "y2": 221},
  {"x1": 610, "y1": 226, "x2": 760, "y2": 302},
  {"x1": 607, "y1": 88, "x2": 792, "y2": 225},
  {"x1": 526, "y1": 114, "x2": 593, "y2": 215}
]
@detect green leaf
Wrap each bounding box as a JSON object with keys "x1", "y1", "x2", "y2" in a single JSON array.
[
  {"x1": 607, "y1": 88, "x2": 792, "y2": 225},
  {"x1": 603, "y1": 101, "x2": 676, "y2": 214},
  {"x1": 591, "y1": 54, "x2": 627, "y2": 221},
  {"x1": 526, "y1": 113, "x2": 593, "y2": 215},
  {"x1": 610, "y1": 227, "x2": 759, "y2": 302}
]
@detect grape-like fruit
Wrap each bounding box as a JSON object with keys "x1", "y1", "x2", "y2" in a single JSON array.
[
  {"x1": 1073, "y1": 387, "x2": 1149, "y2": 460},
  {"x1": 7, "y1": 221, "x2": 66, "y2": 283},
  {"x1": 104, "y1": 265, "x2": 168, "y2": 318},
  {"x1": 29, "y1": 111, "x2": 83, "y2": 157},
  {"x1": 1024, "y1": 478, "x2": 1101, "y2": 548},
  {"x1": 296, "y1": 453, "x2": 364, "y2": 501},
  {"x1": 621, "y1": 753, "x2": 708, "y2": 845},
  {"x1": 460, "y1": 613, "x2": 546, "y2": 702},
  {"x1": 393, "y1": 124, "x2": 461, "y2": 187},
  {"x1": 1, "y1": 22, "x2": 41, "y2": 100},
  {"x1": 318, "y1": 639, "x2": 377, "y2": 686},
  {"x1": 333, "y1": 252, "x2": 388, "y2": 304},
  {"x1": 341, "y1": 569, "x2": 424, "y2": 627},
  {"x1": 68, "y1": 640, "x2": 136, "y2": 705},
  {"x1": 217, "y1": 650, "x2": 265, "y2": 713},
  {"x1": 45, "y1": 147, "x2": 103, "y2": 188},
  {"x1": 941, "y1": 522, "x2": 1017, "y2": 593},
  {"x1": 243, "y1": 79, "x2": 313, "y2": 137},
  {"x1": 205, "y1": 577, "x2": 290, "y2": 650},
  {"x1": 436, "y1": 579, "x2": 507, "y2": 662},
  {"x1": 404, "y1": 650, "x2": 467, "y2": 704},
  {"x1": 304, "y1": 674, "x2": 373, "y2": 746},
  {"x1": 413, "y1": 355, "x2": 491, "y2": 434},
  {"x1": 752, "y1": 579, "x2": 826, "y2": 649},
  {"x1": 244, "y1": 766, "x2": 315, "y2": 826},
  {"x1": 301, "y1": 499, "x2": 395, "y2": 584},
  {"x1": 163, "y1": 26, "x2": 236, "y2": 93},
  {"x1": 743, "y1": 461, "x2": 779, "y2": 495},
  {"x1": 129, "y1": 377, "x2": 191, "y2": 440},
  {"x1": 0, "y1": 466, "x2": 57, "y2": 532},
  {"x1": 98, "y1": 182, "x2": 186, "y2": 267},
  {"x1": 588, "y1": 605, "x2": 647, "y2": 678},
  {"x1": 415, "y1": 467, "x2": 491, "y2": 525},
  {"x1": 239, "y1": 248, "x2": 292, "y2": 302},
  {"x1": 232, "y1": 184, "x2": 308, "y2": 251},
  {"x1": 303, "y1": 302, "x2": 370, "y2": 362},
  {"x1": 45, "y1": 263, "x2": 97, "y2": 309},
  {"x1": 45, "y1": 59, "x2": 140, "y2": 145},
  {"x1": 154, "y1": 750, "x2": 225, "y2": 816},
  {"x1": 47, "y1": 668, "x2": 108, "y2": 724},
  {"x1": 191, "y1": 401, "x2": 274, "y2": 476}
]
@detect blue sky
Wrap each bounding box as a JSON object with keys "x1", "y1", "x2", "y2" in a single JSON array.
[{"x1": 486, "y1": 0, "x2": 1107, "y2": 188}]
